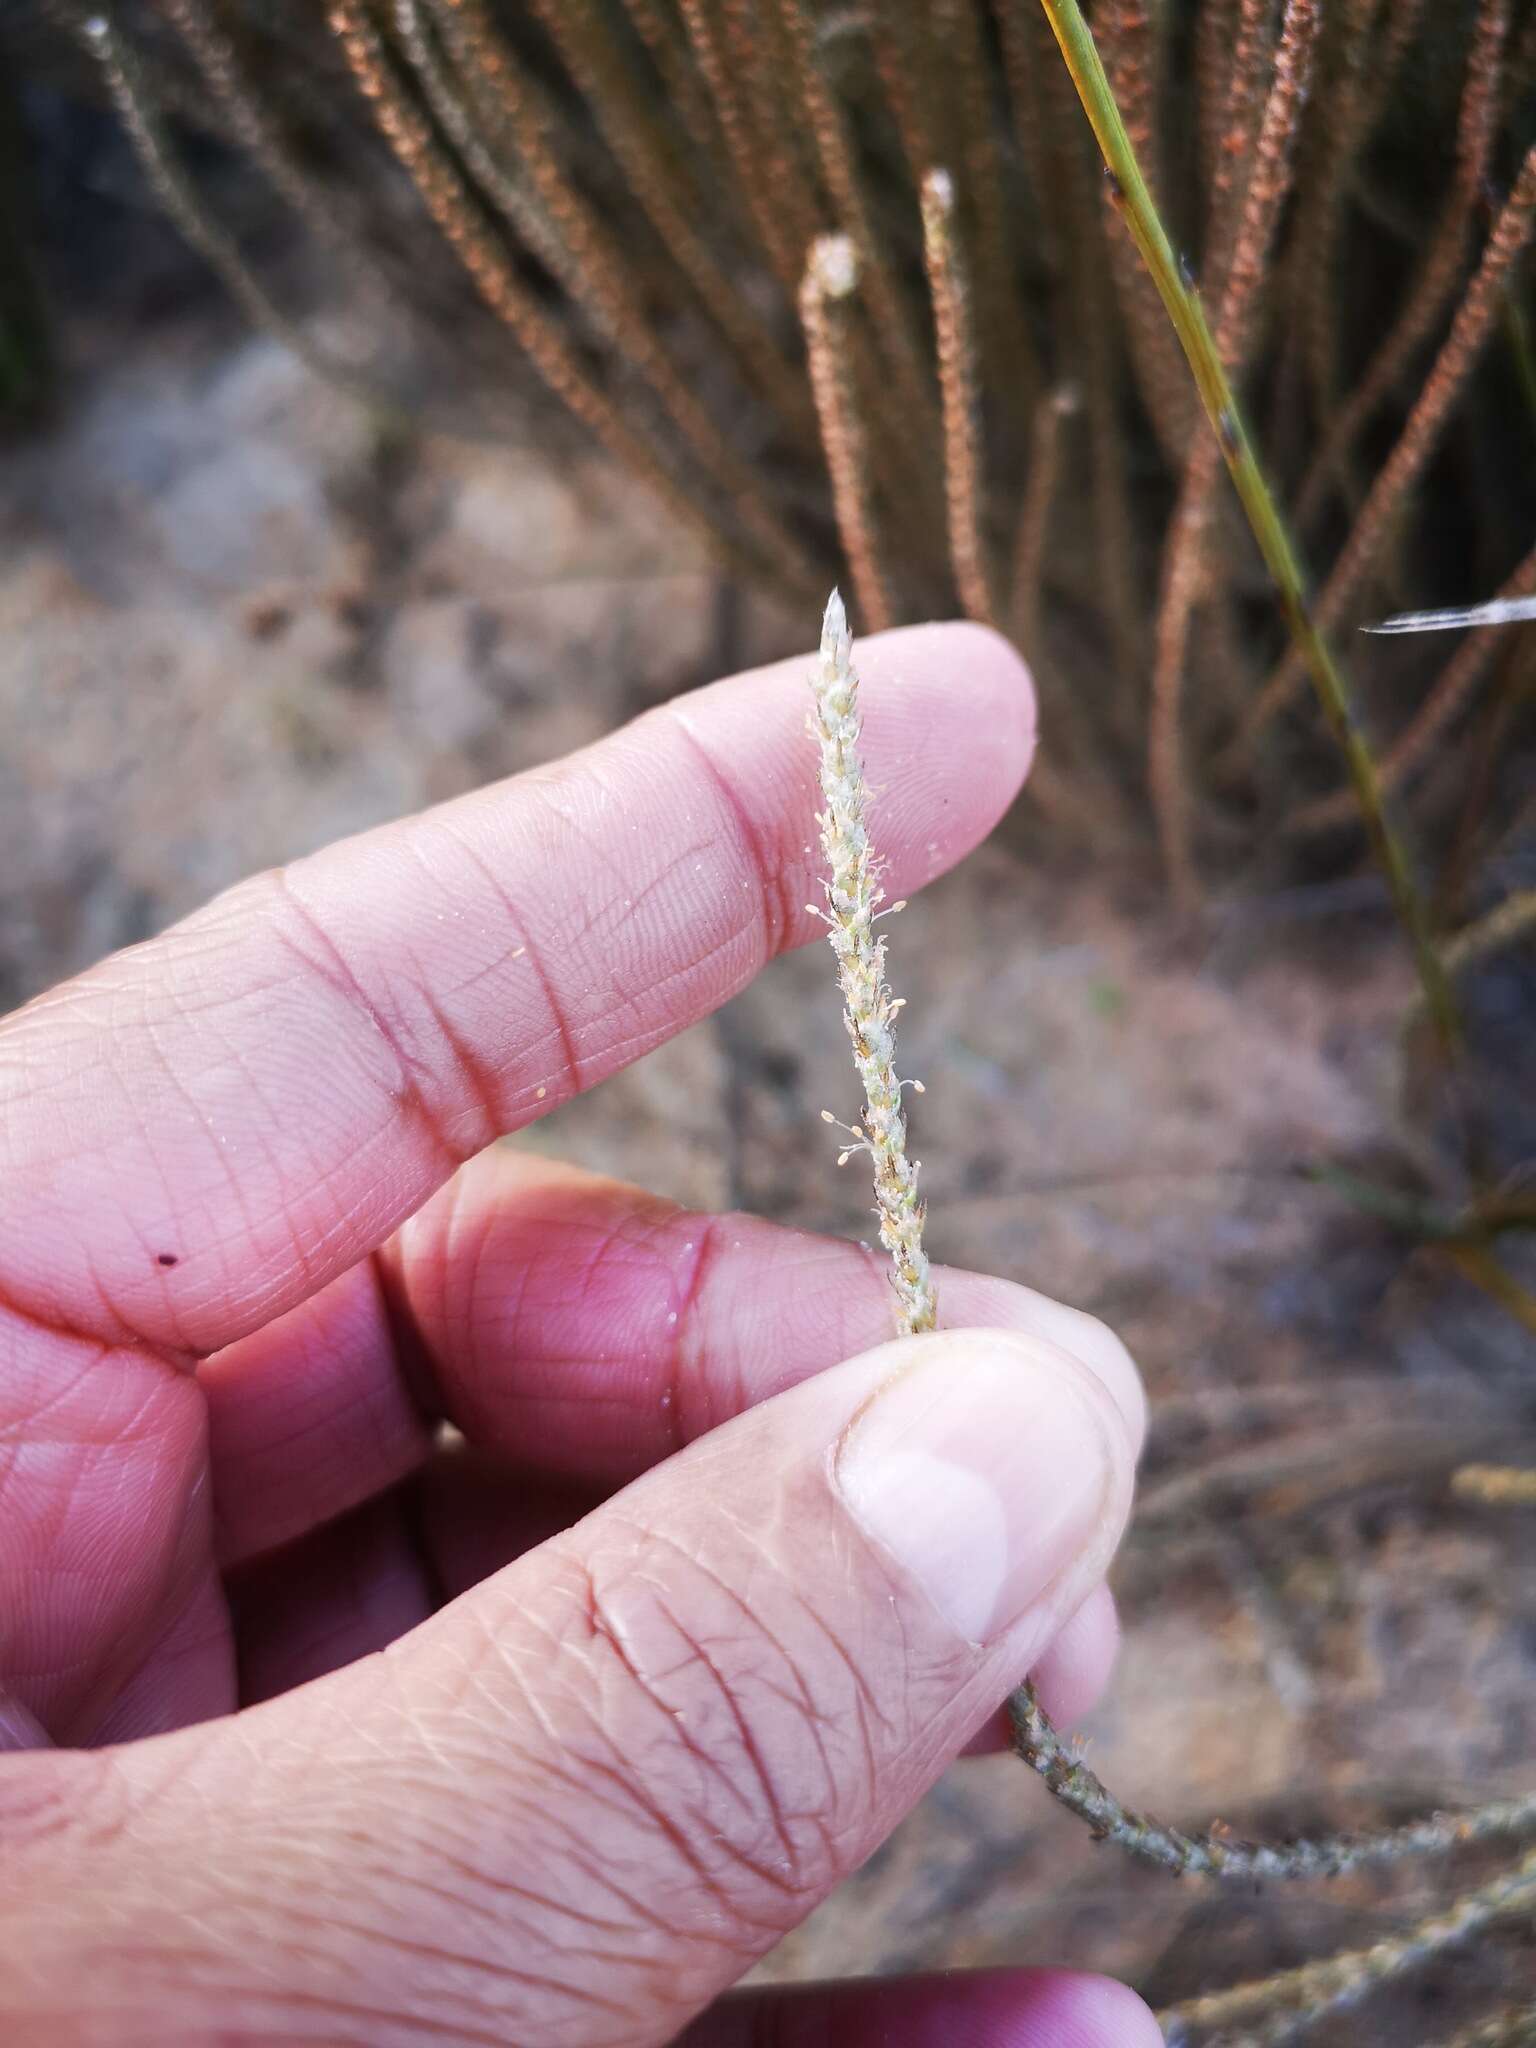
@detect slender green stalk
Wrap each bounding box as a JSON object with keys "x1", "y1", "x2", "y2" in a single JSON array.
[
  {"x1": 1035, "y1": 0, "x2": 1460, "y2": 1063},
  {"x1": 1504, "y1": 284, "x2": 1536, "y2": 443}
]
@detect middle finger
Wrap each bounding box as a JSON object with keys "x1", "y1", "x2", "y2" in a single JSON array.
[{"x1": 206, "y1": 1149, "x2": 1145, "y2": 1567}]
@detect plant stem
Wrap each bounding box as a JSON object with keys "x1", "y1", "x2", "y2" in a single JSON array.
[
  {"x1": 1158, "y1": 1838, "x2": 1536, "y2": 2044},
  {"x1": 811, "y1": 592, "x2": 935, "y2": 1333},
  {"x1": 1034, "y1": 0, "x2": 1461, "y2": 1064},
  {"x1": 1010, "y1": 1681, "x2": 1536, "y2": 1885}
]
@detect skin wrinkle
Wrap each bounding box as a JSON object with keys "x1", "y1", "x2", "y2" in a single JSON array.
[
  {"x1": 187, "y1": 1014, "x2": 313, "y2": 1328},
  {"x1": 126, "y1": 997, "x2": 229, "y2": 1321},
  {"x1": 530, "y1": 795, "x2": 763, "y2": 1022},
  {"x1": 765, "y1": 1516, "x2": 900, "y2": 1747},
  {"x1": 0, "y1": 1336, "x2": 206, "y2": 1736},
  {"x1": 422, "y1": 814, "x2": 587, "y2": 1100},
  {"x1": 641, "y1": 1515, "x2": 831, "y2": 1739},
  {"x1": 778, "y1": 1507, "x2": 899, "y2": 1791},
  {"x1": 364, "y1": 1723, "x2": 642, "y2": 1946},
  {"x1": 424, "y1": 1827, "x2": 638, "y2": 1950},
  {"x1": 602, "y1": 1555, "x2": 811, "y2": 1873},
  {"x1": 266, "y1": 869, "x2": 474, "y2": 1179},
  {"x1": 211, "y1": 917, "x2": 415, "y2": 1179},
  {"x1": 400, "y1": 1184, "x2": 907, "y2": 1484},
  {"x1": 71, "y1": 1950, "x2": 522, "y2": 2048},
  {"x1": 662, "y1": 1210, "x2": 727, "y2": 1449},
  {"x1": 687, "y1": 1211, "x2": 895, "y2": 1447},
  {"x1": 245, "y1": 1892, "x2": 624, "y2": 2017},
  {"x1": 0, "y1": 1161, "x2": 200, "y2": 1367},
  {"x1": 505, "y1": 1546, "x2": 800, "y2": 1947},
  {"x1": 0, "y1": 1332, "x2": 116, "y2": 1446},
  {"x1": 500, "y1": 1600, "x2": 880, "y2": 2002},
  {"x1": 493, "y1": 1753, "x2": 710, "y2": 1952},
  {"x1": 580, "y1": 1513, "x2": 873, "y2": 1910},
  {"x1": 525, "y1": 1705, "x2": 743, "y2": 1924},
  {"x1": 45, "y1": 953, "x2": 419, "y2": 1361},
  {"x1": 661, "y1": 1600, "x2": 838, "y2": 1891},
  {"x1": 396, "y1": 1654, "x2": 709, "y2": 1951},
  {"x1": 658, "y1": 708, "x2": 788, "y2": 960},
  {"x1": 587, "y1": 1632, "x2": 809, "y2": 1903},
  {"x1": 411, "y1": 1193, "x2": 645, "y2": 1452},
  {"x1": 550, "y1": 804, "x2": 766, "y2": 1016},
  {"x1": 512, "y1": 1200, "x2": 717, "y2": 1452},
  {"x1": 573, "y1": 828, "x2": 737, "y2": 959},
  {"x1": 0, "y1": 1750, "x2": 102, "y2": 1853},
  {"x1": 91, "y1": 1560, "x2": 230, "y2": 1746},
  {"x1": 411, "y1": 982, "x2": 506, "y2": 1161}
]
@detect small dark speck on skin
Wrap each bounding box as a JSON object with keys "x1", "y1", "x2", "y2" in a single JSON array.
[{"x1": 157, "y1": 1253, "x2": 179, "y2": 1268}]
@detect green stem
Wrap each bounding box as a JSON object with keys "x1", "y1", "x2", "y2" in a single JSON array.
[
  {"x1": 1303, "y1": 1162, "x2": 1462, "y2": 1240},
  {"x1": 1503, "y1": 279, "x2": 1536, "y2": 446},
  {"x1": 1302, "y1": 1163, "x2": 1536, "y2": 1244},
  {"x1": 1036, "y1": 0, "x2": 1461, "y2": 1065}
]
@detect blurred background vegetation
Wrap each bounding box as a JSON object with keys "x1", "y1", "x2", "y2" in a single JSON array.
[{"x1": 4, "y1": 0, "x2": 1536, "y2": 2039}]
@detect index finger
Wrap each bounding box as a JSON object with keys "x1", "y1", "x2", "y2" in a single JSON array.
[{"x1": 0, "y1": 622, "x2": 1033, "y2": 1359}]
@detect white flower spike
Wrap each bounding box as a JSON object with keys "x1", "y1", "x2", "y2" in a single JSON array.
[{"x1": 810, "y1": 591, "x2": 937, "y2": 1335}]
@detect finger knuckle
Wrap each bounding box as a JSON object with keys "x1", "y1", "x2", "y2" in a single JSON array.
[{"x1": 557, "y1": 1521, "x2": 894, "y2": 1928}]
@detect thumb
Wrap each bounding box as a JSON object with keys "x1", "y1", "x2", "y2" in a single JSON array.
[{"x1": 2, "y1": 1325, "x2": 1142, "y2": 2047}]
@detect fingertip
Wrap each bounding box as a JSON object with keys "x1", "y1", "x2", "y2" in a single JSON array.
[
  {"x1": 832, "y1": 1325, "x2": 1133, "y2": 1662},
  {"x1": 664, "y1": 615, "x2": 1033, "y2": 950},
  {"x1": 962, "y1": 1582, "x2": 1120, "y2": 1754},
  {"x1": 684, "y1": 1968, "x2": 1158, "y2": 2048},
  {"x1": 1027, "y1": 1972, "x2": 1165, "y2": 2048},
  {"x1": 1028, "y1": 1581, "x2": 1122, "y2": 1727},
  {"x1": 857, "y1": 617, "x2": 1037, "y2": 812},
  {"x1": 933, "y1": 1273, "x2": 1148, "y2": 1458}
]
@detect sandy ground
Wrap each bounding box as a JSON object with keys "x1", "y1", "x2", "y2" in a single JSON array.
[{"x1": 4, "y1": 305, "x2": 1534, "y2": 2035}]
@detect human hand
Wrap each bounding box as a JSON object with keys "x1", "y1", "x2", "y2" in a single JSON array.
[{"x1": 0, "y1": 624, "x2": 1153, "y2": 2045}]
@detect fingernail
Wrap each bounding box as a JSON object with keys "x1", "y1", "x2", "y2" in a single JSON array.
[{"x1": 834, "y1": 1331, "x2": 1115, "y2": 1647}]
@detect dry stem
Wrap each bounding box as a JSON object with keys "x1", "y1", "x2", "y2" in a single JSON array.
[
  {"x1": 921, "y1": 168, "x2": 997, "y2": 625},
  {"x1": 1159, "y1": 1839, "x2": 1536, "y2": 2044},
  {"x1": 800, "y1": 241, "x2": 894, "y2": 634}
]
